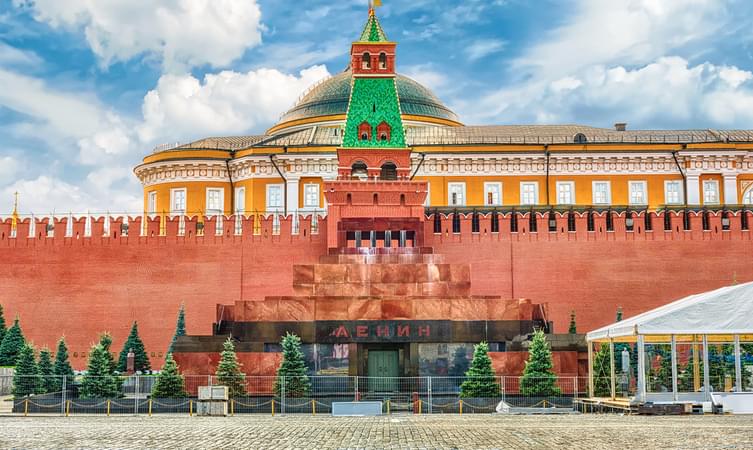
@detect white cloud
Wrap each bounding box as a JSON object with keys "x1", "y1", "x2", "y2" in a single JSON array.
[
  {"x1": 2, "y1": 175, "x2": 141, "y2": 215},
  {"x1": 454, "y1": 0, "x2": 753, "y2": 130},
  {"x1": 463, "y1": 57, "x2": 753, "y2": 129},
  {"x1": 402, "y1": 64, "x2": 449, "y2": 93},
  {"x1": 13, "y1": 0, "x2": 263, "y2": 71},
  {"x1": 0, "y1": 156, "x2": 20, "y2": 180},
  {"x1": 138, "y1": 65, "x2": 331, "y2": 143},
  {"x1": 513, "y1": 0, "x2": 734, "y2": 76},
  {"x1": 0, "y1": 42, "x2": 41, "y2": 67},
  {"x1": 466, "y1": 39, "x2": 506, "y2": 62}
]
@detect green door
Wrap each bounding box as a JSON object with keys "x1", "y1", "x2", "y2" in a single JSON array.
[{"x1": 368, "y1": 350, "x2": 399, "y2": 392}]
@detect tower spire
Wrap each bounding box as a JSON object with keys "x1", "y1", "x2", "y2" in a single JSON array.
[{"x1": 11, "y1": 192, "x2": 19, "y2": 235}]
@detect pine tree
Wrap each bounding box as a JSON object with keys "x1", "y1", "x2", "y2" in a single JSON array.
[
  {"x1": 592, "y1": 343, "x2": 611, "y2": 397},
  {"x1": 215, "y1": 338, "x2": 246, "y2": 397},
  {"x1": 167, "y1": 304, "x2": 186, "y2": 355},
  {"x1": 0, "y1": 318, "x2": 25, "y2": 366},
  {"x1": 117, "y1": 322, "x2": 151, "y2": 373},
  {"x1": 0, "y1": 304, "x2": 6, "y2": 344},
  {"x1": 12, "y1": 342, "x2": 39, "y2": 397},
  {"x1": 273, "y1": 333, "x2": 311, "y2": 398},
  {"x1": 99, "y1": 333, "x2": 117, "y2": 374},
  {"x1": 80, "y1": 343, "x2": 122, "y2": 399},
  {"x1": 568, "y1": 311, "x2": 577, "y2": 334},
  {"x1": 37, "y1": 347, "x2": 55, "y2": 394},
  {"x1": 151, "y1": 354, "x2": 187, "y2": 398},
  {"x1": 52, "y1": 337, "x2": 74, "y2": 392},
  {"x1": 520, "y1": 330, "x2": 561, "y2": 396},
  {"x1": 459, "y1": 341, "x2": 500, "y2": 398}
]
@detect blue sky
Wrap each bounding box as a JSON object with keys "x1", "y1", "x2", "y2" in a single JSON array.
[{"x1": 1, "y1": 0, "x2": 753, "y2": 214}]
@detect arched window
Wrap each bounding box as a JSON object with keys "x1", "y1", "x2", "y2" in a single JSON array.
[
  {"x1": 351, "y1": 161, "x2": 368, "y2": 179},
  {"x1": 379, "y1": 52, "x2": 387, "y2": 69},
  {"x1": 362, "y1": 52, "x2": 371, "y2": 70},
  {"x1": 358, "y1": 121, "x2": 372, "y2": 141},
  {"x1": 377, "y1": 121, "x2": 391, "y2": 142},
  {"x1": 743, "y1": 187, "x2": 753, "y2": 204},
  {"x1": 380, "y1": 162, "x2": 397, "y2": 180},
  {"x1": 573, "y1": 133, "x2": 588, "y2": 144}
]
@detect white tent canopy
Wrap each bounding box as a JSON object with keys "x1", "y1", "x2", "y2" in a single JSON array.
[{"x1": 588, "y1": 282, "x2": 753, "y2": 341}]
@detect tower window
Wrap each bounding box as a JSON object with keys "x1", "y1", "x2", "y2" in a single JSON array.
[
  {"x1": 358, "y1": 121, "x2": 372, "y2": 141},
  {"x1": 379, "y1": 52, "x2": 387, "y2": 69},
  {"x1": 351, "y1": 161, "x2": 368, "y2": 179},
  {"x1": 377, "y1": 121, "x2": 391, "y2": 142},
  {"x1": 362, "y1": 52, "x2": 371, "y2": 70},
  {"x1": 380, "y1": 162, "x2": 397, "y2": 180}
]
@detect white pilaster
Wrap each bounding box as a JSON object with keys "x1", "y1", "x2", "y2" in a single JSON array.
[
  {"x1": 723, "y1": 173, "x2": 739, "y2": 205},
  {"x1": 686, "y1": 174, "x2": 700, "y2": 205},
  {"x1": 286, "y1": 178, "x2": 300, "y2": 216}
]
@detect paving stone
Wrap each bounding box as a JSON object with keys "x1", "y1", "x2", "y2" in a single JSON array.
[{"x1": 0, "y1": 414, "x2": 751, "y2": 449}]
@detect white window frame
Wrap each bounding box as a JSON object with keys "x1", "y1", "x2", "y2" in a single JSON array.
[
  {"x1": 448, "y1": 182, "x2": 466, "y2": 207},
  {"x1": 234, "y1": 187, "x2": 246, "y2": 215},
  {"x1": 664, "y1": 180, "x2": 683, "y2": 205},
  {"x1": 744, "y1": 186, "x2": 753, "y2": 204},
  {"x1": 628, "y1": 181, "x2": 648, "y2": 206},
  {"x1": 170, "y1": 188, "x2": 187, "y2": 215},
  {"x1": 266, "y1": 184, "x2": 284, "y2": 213},
  {"x1": 592, "y1": 181, "x2": 611, "y2": 205},
  {"x1": 520, "y1": 182, "x2": 539, "y2": 206},
  {"x1": 483, "y1": 182, "x2": 503, "y2": 206},
  {"x1": 147, "y1": 191, "x2": 157, "y2": 216},
  {"x1": 206, "y1": 188, "x2": 224, "y2": 216},
  {"x1": 556, "y1": 181, "x2": 575, "y2": 205},
  {"x1": 703, "y1": 180, "x2": 720, "y2": 205},
  {"x1": 303, "y1": 184, "x2": 320, "y2": 209}
]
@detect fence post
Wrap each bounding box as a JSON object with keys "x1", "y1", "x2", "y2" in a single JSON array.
[
  {"x1": 427, "y1": 377, "x2": 432, "y2": 414},
  {"x1": 574, "y1": 377, "x2": 579, "y2": 401},
  {"x1": 134, "y1": 375, "x2": 139, "y2": 416},
  {"x1": 501, "y1": 376, "x2": 506, "y2": 405},
  {"x1": 61, "y1": 376, "x2": 67, "y2": 417},
  {"x1": 354, "y1": 376, "x2": 359, "y2": 401},
  {"x1": 281, "y1": 376, "x2": 285, "y2": 415}
]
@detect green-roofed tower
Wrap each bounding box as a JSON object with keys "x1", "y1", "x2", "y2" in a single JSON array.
[{"x1": 342, "y1": 8, "x2": 406, "y2": 149}]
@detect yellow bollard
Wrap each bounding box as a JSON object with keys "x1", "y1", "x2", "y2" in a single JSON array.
[
  {"x1": 271, "y1": 399, "x2": 275, "y2": 416},
  {"x1": 311, "y1": 399, "x2": 315, "y2": 416},
  {"x1": 66, "y1": 400, "x2": 70, "y2": 417},
  {"x1": 24, "y1": 399, "x2": 28, "y2": 417},
  {"x1": 418, "y1": 399, "x2": 422, "y2": 415},
  {"x1": 459, "y1": 400, "x2": 463, "y2": 415},
  {"x1": 230, "y1": 399, "x2": 234, "y2": 417},
  {"x1": 387, "y1": 399, "x2": 390, "y2": 415},
  {"x1": 148, "y1": 399, "x2": 152, "y2": 417},
  {"x1": 107, "y1": 400, "x2": 111, "y2": 417},
  {"x1": 189, "y1": 400, "x2": 193, "y2": 417}
]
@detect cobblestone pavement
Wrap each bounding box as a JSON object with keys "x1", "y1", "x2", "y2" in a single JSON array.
[{"x1": 0, "y1": 414, "x2": 752, "y2": 449}]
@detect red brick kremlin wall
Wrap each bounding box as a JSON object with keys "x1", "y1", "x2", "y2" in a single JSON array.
[{"x1": 0, "y1": 210, "x2": 751, "y2": 370}]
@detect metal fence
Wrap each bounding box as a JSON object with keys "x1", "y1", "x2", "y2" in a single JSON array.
[{"x1": 1, "y1": 375, "x2": 588, "y2": 416}]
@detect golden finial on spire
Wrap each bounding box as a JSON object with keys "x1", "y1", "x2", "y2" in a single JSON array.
[{"x1": 11, "y1": 191, "x2": 19, "y2": 234}]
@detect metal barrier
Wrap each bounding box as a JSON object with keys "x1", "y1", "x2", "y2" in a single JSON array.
[{"x1": 1, "y1": 375, "x2": 593, "y2": 416}]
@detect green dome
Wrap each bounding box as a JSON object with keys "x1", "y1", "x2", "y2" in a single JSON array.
[{"x1": 276, "y1": 70, "x2": 460, "y2": 128}]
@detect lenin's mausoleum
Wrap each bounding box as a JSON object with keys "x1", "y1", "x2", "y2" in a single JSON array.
[{"x1": 3, "y1": 10, "x2": 753, "y2": 379}]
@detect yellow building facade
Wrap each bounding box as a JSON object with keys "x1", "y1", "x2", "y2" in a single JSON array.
[{"x1": 135, "y1": 43, "x2": 753, "y2": 217}]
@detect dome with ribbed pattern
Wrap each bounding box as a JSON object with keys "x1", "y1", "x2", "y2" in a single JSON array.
[{"x1": 273, "y1": 69, "x2": 460, "y2": 132}]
